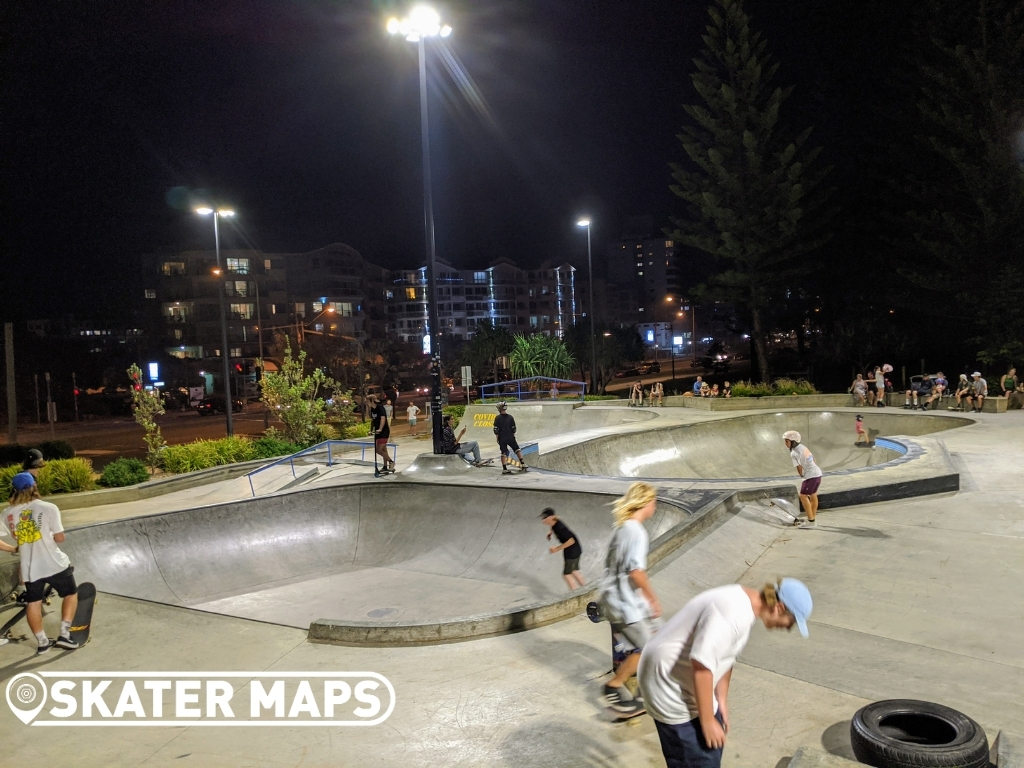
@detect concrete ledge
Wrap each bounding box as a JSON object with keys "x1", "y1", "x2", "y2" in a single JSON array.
[
  {"x1": 995, "y1": 730, "x2": 1024, "y2": 768},
  {"x1": 788, "y1": 746, "x2": 862, "y2": 767},
  {"x1": 45, "y1": 457, "x2": 275, "y2": 510},
  {"x1": 307, "y1": 489, "x2": 751, "y2": 647},
  {"x1": 819, "y1": 472, "x2": 960, "y2": 509},
  {"x1": 396, "y1": 453, "x2": 474, "y2": 478},
  {"x1": 663, "y1": 394, "x2": 853, "y2": 411}
]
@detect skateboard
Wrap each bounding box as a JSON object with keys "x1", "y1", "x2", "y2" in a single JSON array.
[
  {"x1": 68, "y1": 581, "x2": 96, "y2": 647},
  {"x1": 1, "y1": 587, "x2": 55, "y2": 642},
  {"x1": 586, "y1": 601, "x2": 645, "y2": 722}
]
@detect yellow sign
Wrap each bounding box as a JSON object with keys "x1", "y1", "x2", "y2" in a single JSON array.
[{"x1": 473, "y1": 413, "x2": 496, "y2": 428}]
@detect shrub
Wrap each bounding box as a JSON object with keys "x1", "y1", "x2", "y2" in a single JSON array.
[
  {"x1": 583, "y1": 394, "x2": 619, "y2": 401},
  {"x1": 161, "y1": 441, "x2": 222, "y2": 474},
  {"x1": 211, "y1": 436, "x2": 257, "y2": 465},
  {"x1": 38, "y1": 440, "x2": 76, "y2": 460},
  {"x1": 343, "y1": 421, "x2": 372, "y2": 439},
  {"x1": 251, "y1": 436, "x2": 300, "y2": 460},
  {"x1": 0, "y1": 464, "x2": 21, "y2": 500},
  {"x1": 98, "y1": 458, "x2": 150, "y2": 488},
  {"x1": 39, "y1": 458, "x2": 96, "y2": 494},
  {"x1": 729, "y1": 379, "x2": 819, "y2": 397},
  {"x1": 442, "y1": 405, "x2": 466, "y2": 422}
]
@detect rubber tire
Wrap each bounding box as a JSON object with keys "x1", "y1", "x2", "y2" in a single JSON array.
[{"x1": 850, "y1": 699, "x2": 989, "y2": 768}]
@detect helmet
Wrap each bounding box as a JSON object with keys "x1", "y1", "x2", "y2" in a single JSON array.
[
  {"x1": 782, "y1": 430, "x2": 801, "y2": 443},
  {"x1": 496, "y1": 401, "x2": 507, "y2": 411},
  {"x1": 23, "y1": 448, "x2": 45, "y2": 470}
]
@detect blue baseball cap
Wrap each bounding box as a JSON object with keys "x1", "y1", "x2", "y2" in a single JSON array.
[
  {"x1": 777, "y1": 578, "x2": 813, "y2": 638},
  {"x1": 11, "y1": 472, "x2": 36, "y2": 492}
]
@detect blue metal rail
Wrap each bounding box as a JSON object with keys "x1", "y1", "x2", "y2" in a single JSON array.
[
  {"x1": 479, "y1": 376, "x2": 586, "y2": 402},
  {"x1": 246, "y1": 439, "x2": 399, "y2": 497}
]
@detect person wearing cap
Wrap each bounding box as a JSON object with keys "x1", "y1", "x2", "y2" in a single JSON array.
[
  {"x1": 540, "y1": 508, "x2": 584, "y2": 591},
  {"x1": 1, "y1": 472, "x2": 80, "y2": 653},
  {"x1": 367, "y1": 394, "x2": 394, "y2": 472},
  {"x1": 970, "y1": 371, "x2": 987, "y2": 412},
  {"x1": 493, "y1": 402, "x2": 527, "y2": 474},
  {"x1": 783, "y1": 431, "x2": 821, "y2": 529},
  {"x1": 904, "y1": 373, "x2": 934, "y2": 410},
  {"x1": 854, "y1": 414, "x2": 868, "y2": 447},
  {"x1": 638, "y1": 579, "x2": 813, "y2": 768}
]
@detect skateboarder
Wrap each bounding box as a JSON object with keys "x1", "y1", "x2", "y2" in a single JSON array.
[
  {"x1": 440, "y1": 414, "x2": 484, "y2": 465},
  {"x1": 368, "y1": 394, "x2": 394, "y2": 472},
  {"x1": 783, "y1": 430, "x2": 821, "y2": 529},
  {"x1": 638, "y1": 578, "x2": 813, "y2": 767},
  {"x1": 854, "y1": 414, "x2": 868, "y2": 446},
  {"x1": 1, "y1": 472, "x2": 80, "y2": 653},
  {"x1": 597, "y1": 481, "x2": 661, "y2": 717},
  {"x1": 540, "y1": 508, "x2": 584, "y2": 590},
  {"x1": 494, "y1": 402, "x2": 527, "y2": 474}
]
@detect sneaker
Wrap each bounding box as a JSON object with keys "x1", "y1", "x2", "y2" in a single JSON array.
[
  {"x1": 798, "y1": 520, "x2": 817, "y2": 529},
  {"x1": 601, "y1": 684, "x2": 635, "y2": 711},
  {"x1": 36, "y1": 639, "x2": 52, "y2": 655},
  {"x1": 0, "y1": 637, "x2": 8, "y2": 646},
  {"x1": 518, "y1": 465, "x2": 529, "y2": 473},
  {"x1": 55, "y1": 634, "x2": 80, "y2": 650},
  {"x1": 502, "y1": 468, "x2": 513, "y2": 475}
]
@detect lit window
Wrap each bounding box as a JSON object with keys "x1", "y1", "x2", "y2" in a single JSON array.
[
  {"x1": 173, "y1": 329, "x2": 183, "y2": 340},
  {"x1": 270, "y1": 305, "x2": 277, "y2": 315},
  {"x1": 230, "y1": 303, "x2": 254, "y2": 320},
  {"x1": 144, "y1": 289, "x2": 156, "y2": 299},
  {"x1": 226, "y1": 258, "x2": 250, "y2": 274},
  {"x1": 386, "y1": 290, "x2": 394, "y2": 299},
  {"x1": 229, "y1": 347, "x2": 242, "y2": 357},
  {"x1": 638, "y1": 271, "x2": 644, "y2": 276},
  {"x1": 474, "y1": 272, "x2": 487, "y2": 284},
  {"x1": 161, "y1": 261, "x2": 185, "y2": 276},
  {"x1": 312, "y1": 301, "x2": 323, "y2": 312},
  {"x1": 665, "y1": 240, "x2": 673, "y2": 247},
  {"x1": 405, "y1": 288, "x2": 417, "y2": 300},
  {"x1": 264, "y1": 259, "x2": 272, "y2": 270},
  {"x1": 329, "y1": 302, "x2": 353, "y2": 316}
]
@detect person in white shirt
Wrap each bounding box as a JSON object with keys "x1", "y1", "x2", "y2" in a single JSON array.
[
  {"x1": 596, "y1": 481, "x2": 661, "y2": 717},
  {"x1": 1, "y1": 472, "x2": 80, "y2": 654},
  {"x1": 783, "y1": 430, "x2": 822, "y2": 529},
  {"x1": 406, "y1": 402, "x2": 421, "y2": 436},
  {"x1": 639, "y1": 579, "x2": 813, "y2": 768}
]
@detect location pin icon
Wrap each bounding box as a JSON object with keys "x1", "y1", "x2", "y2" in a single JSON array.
[{"x1": 6, "y1": 673, "x2": 48, "y2": 725}]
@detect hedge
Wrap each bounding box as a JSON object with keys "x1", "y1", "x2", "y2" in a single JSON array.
[
  {"x1": 98, "y1": 458, "x2": 150, "y2": 488},
  {"x1": 0, "y1": 458, "x2": 97, "y2": 498}
]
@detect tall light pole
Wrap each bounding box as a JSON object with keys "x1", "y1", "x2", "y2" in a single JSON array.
[
  {"x1": 387, "y1": 6, "x2": 452, "y2": 454},
  {"x1": 196, "y1": 206, "x2": 235, "y2": 437},
  {"x1": 576, "y1": 218, "x2": 598, "y2": 394}
]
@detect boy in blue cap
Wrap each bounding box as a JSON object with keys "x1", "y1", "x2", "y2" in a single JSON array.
[
  {"x1": 1, "y1": 472, "x2": 80, "y2": 653},
  {"x1": 638, "y1": 578, "x2": 813, "y2": 767}
]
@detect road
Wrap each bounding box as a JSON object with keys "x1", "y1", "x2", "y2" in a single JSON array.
[{"x1": 602, "y1": 356, "x2": 751, "y2": 394}]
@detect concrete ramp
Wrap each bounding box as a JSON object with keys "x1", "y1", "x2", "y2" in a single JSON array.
[
  {"x1": 533, "y1": 411, "x2": 969, "y2": 479},
  {"x1": 63, "y1": 483, "x2": 712, "y2": 642},
  {"x1": 455, "y1": 402, "x2": 657, "y2": 450}
]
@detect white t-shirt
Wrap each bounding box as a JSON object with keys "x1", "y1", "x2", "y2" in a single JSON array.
[
  {"x1": 875, "y1": 371, "x2": 885, "y2": 389},
  {"x1": 407, "y1": 404, "x2": 420, "y2": 421},
  {"x1": 790, "y1": 444, "x2": 822, "y2": 479},
  {"x1": 638, "y1": 585, "x2": 756, "y2": 725},
  {"x1": 598, "y1": 519, "x2": 650, "y2": 624},
  {"x1": 2, "y1": 500, "x2": 71, "y2": 583}
]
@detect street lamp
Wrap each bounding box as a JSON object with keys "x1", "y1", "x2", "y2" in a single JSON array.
[
  {"x1": 387, "y1": 5, "x2": 452, "y2": 454},
  {"x1": 576, "y1": 218, "x2": 598, "y2": 395},
  {"x1": 196, "y1": 206, "x2": 236, "y2": 437}
]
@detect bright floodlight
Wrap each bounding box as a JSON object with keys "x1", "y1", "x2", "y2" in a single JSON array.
[
  {"x1": 577, "y1": 218, "x2": 591, "y2": 227},
  {"x1": 218, "y1": 209, "x2": 235, "y2": 217},
  {"x1": 387, "y1": 5, "x2": 450, "y2": 42},
  {"x1": 195, "y1": 207, "x2": 214, "y2": 215}
]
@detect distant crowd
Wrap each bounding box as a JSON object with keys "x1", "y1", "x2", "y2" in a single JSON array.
[{"x1": 849, "y1": 365, "x2": 1022, "y2": 412}]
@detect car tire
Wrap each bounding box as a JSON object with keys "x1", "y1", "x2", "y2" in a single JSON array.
[{"x1": 850, "y1": 699, "x2": 988, "y2": 768}]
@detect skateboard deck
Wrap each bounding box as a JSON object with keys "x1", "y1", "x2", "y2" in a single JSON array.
[{"x1": 68, "y1": 581, "x2": 96, "y2": 647}]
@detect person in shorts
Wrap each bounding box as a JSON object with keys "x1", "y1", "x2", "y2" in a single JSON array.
[
  {"x1": 722, "y1": 381, "x2": 732, "y2": 398},
  {"x1": 406, "y1": 402, "x2": 420, "y2": 436},
  {"x1": 540, "y1": 508, "x2": 584, "y2": 590},
  {"x1": 971, "y1": 371, "x2": 988, "y2": 412},
  {"x1": 368, "y1": 394, "x2": 394, "y2": 471},
  {"x1": 638, "y1": 578, "x2": 813, "y2": 768},
  {"x1": 494, "y1": 402, "x2": 527, "y2": 474},
  {"x1": 1, "y1": 472, "x2": 80, "y2": 653},
  {"x1": 783, "y1": 430, "x2": 821, "y2": 529},
  {"x1": 440, "y1": 414, "x2": 483, "y2": 465},
  {"x1": 597, "y1": 481, "x2": 662, "y2": 717},
  {"x1": 854, "y1": 414, "x2": 868, "y2": 446}
]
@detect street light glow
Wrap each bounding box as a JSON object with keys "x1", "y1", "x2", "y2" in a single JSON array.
[
  {"x1": 195, "y1": 207, "x2": 213, "y2": 215},
  {"x1": 576, "y1": 218, "x2": 590, "y2": 227},
  {"x1": 218, "y1": 209, "x2": 235, "y2": 217},
  {"x1": 387, "y1": 5, "x2": 451, "y2": 42}
]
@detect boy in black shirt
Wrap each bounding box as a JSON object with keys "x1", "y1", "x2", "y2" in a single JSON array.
[
  {"x1": 494, "y1": 401, "x2": 528, "y2": 474},
  {"x1": 368, "y1": 394, "x2": 394, "y2": 472},
  {"x1": 541, "y1": 508, "x2": 584, "y2": 590}
]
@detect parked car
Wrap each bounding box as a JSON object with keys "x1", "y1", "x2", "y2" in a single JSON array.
[
  {"x1": 615, "y1": 367, "x2": 640, "y2": 378},
  {"x1": 196, "y1": 396, "x2": 243, "y2": 416},
  {"x1": 638, "y1": 362, "x2": 662, "y2": 375}
]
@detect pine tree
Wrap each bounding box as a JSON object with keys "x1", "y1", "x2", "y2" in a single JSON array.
[{"x1": 668, "y1": 0, "x2": 830, "y2": 383}]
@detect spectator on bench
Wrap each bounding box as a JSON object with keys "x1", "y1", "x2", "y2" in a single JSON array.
[
  {"x1": 905, "y1": 373, "x2": 934, "y2": 410},
  {"x1": 921, "y1": 372, "x2": 947, "y2": 410},
  {"x1": 970, "y1": 371, "x2": 988, "y2": 413},
  {"x1": 1000, "y1": 367, "x2": 1018, "y2": 396},
  {"x1": 952, "y1": 374, "x2": 972, "y2": 411},
  {"x1": 850, "y1": 374, "x2": 869, "y2": 406}
]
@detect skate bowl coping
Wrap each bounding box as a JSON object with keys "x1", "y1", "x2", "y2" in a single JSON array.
[
  {"x1": 455, "y1": 402, "x2": 658, "y2": 449},
  {"x1": 62, "y1": 482, "x2": 768, "y2": 646},
  {"x1": 530, "y1": 410, "x2": 971, "y2": 482}
]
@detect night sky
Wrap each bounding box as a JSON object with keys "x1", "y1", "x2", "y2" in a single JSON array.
[{"x1": 0, "y1": 1, "x2": 909, "y2": 321}]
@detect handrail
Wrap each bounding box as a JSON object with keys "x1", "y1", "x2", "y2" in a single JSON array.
[
  {"x1": 246, "y1": 439, "x2": 399, "y2": 497},
  {"x1": 479, "y1": 376, "x2": 586, "y2": 402}
]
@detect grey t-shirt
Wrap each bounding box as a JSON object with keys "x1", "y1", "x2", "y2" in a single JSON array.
[
  {"x1": 973, "y1": 378, "x2": 987, "y2": 396},
  {"x1": 598, "y1": 519, "x2": 650, "y2": 625}
]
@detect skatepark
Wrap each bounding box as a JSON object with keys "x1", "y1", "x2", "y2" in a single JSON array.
[{"x1": 1, "y1": 401, "x2": 1021, "y2": 766}]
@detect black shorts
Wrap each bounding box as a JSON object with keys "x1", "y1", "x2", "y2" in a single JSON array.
[
  {"x1": 562, "y1": 557, "x2": 581, "y2": 575},
  {"x1": 499, "y1": 437, "x2": 519, "y2": 455},
  {"x1": 24, "y1": 565, "x2": 77, "y2": 603}
]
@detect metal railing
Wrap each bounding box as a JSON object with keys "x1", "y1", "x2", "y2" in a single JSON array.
[
  {"x1": 246, "y1": 439, "x2": 399, "y2": 497},
  {"x1": 478, "y1": 376, "x2": 586, "y2": 402}
]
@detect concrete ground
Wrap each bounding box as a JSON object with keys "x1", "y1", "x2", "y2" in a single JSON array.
[{"x1": 0, "y1": 406, "x2": 1020, "y2": 767}]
